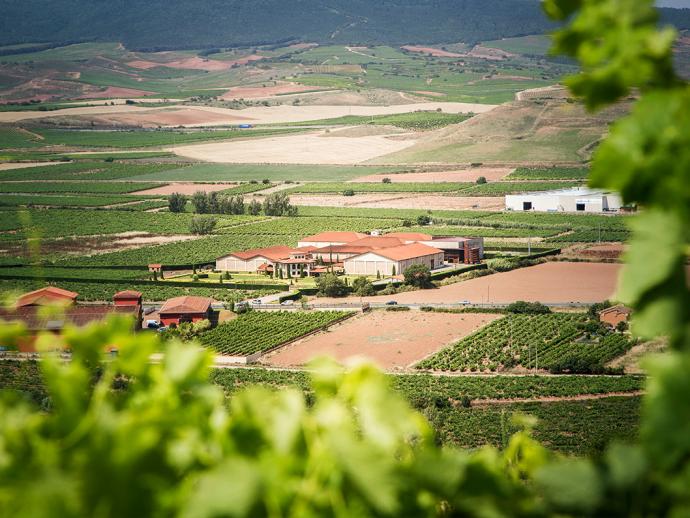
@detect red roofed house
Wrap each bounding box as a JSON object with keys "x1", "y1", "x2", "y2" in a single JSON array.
[
  {"x1": 216, "y1": 245, "x2": 295, "y2": 272},
  {"x1": 344, "y1": 243, "x2": 445, "y2": 276},
  {"x1": 159, "y1": 296, "x2": 214, "y2": 327},
  {"x1": 0, "y1": 288, "x2": 143, "y2": 353},
  {"x1": 598, "y1": 305, "x2": 632, "y2": 328},
  {"x1": 16, "y1": 286, "x2": 78, "y2": 308}
]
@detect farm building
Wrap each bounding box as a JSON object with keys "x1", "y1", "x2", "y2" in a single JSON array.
[
  {"x1": 159, "y1": 296, "x2": 214, "y2": 327},
  {"x1": 505, "y1": 187, "x2": 623, "y2": 213},
  {"x1": 420, "y1": 237, "x2": 484, "y2": 264},
  {"x1": 386, "y1": 232, "x2": 433, "y2": 242},
  {"x1": 216, "y1": 245, "x2": 295, "y2": 272},
  {"x1": 344, "y1": 243, "x2": 445, "y2": 276},
  {"x1": 0, "y1": 288, "x2": 143, "y2": 353},
  {"x1": 598, "y1": 305, "x2": 632, "y2": 328},
  {"x1": 297, "y1": 231, "x2": 367, "y2": 248}
]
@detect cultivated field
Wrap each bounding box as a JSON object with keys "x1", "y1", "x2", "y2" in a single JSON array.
[
  {"x1": 264, "y1": 311, "x2": 501, "y2": 369},
  {"x1": 130, "y1": 182, "x2": 236, "y2": 195},
  {"x1": 316, "y1": 262, "x2": 621, "y2": 305},
  {"x1": 349, "y1": 167, "x2": 514, "y2": 183},
  {"x1": 170, "y1": 131, "x2": 418, "y2": 164},
  {"x1": 289, "y1": 194, "x2": 506, "y2": 210}
]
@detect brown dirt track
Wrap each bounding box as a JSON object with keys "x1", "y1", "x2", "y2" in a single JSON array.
[{"x1": 264, "y1": 311, "x2": 500, "y2": 370}]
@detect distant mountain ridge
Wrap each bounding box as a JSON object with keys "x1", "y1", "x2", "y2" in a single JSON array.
[{"x1": 1, "y1": 0, "x2": 689, "y2": 50}]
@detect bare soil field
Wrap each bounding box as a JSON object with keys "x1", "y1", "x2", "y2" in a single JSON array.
[
  {"x1": 0, "y1": 162, "x2": 65, "y2": 171},
  {"x1": 289, "y1": 194, "x2": 505, "y2": 210},
  {"x1": 401, "y1": 46, "x2": 464, "y2": 58},
  {"x1": 128, "y1": 56, "x2": 233, "y2": 71},
  {"x1": 220, "y1": 82, "x2": 327, "y2": 100},
  {"x1": 170, "y1": 131, "x2": 418, "y2": 164},
  {"x1": 316, "y1": 262, "x2": 622, "y2": 305},
  {"x1": 93, "y1": 108, "x2": 252, "y2": 127},
  {"x1": 0, "y1": 101, "x2": 494, "y2": 125},
  {"x1": 349, "y1": 167, "x2": 513, "y2": 183},
  {"x1": 130, "y1": 182, "x2": 236, "y2": 195},
  {"x1": 264, "y1": 311, "x2": 500, "y2": 370}
]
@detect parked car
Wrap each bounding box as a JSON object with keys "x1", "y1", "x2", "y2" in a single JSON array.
[
  {"x1": 385, "y1": 301, "x2": 398, "y2": 306},
  {"x1": 281, "y1": 300, "x2": 295, "y2": 306},
  {"x1": 156, "y1": 326, "x2": 168, "y2": 333},
  {"x1": 146, "y1": 320, "x2": 160, "y2": 329},
  {"x1": 251, "y1": 299, "x2": 263, "y2": 305}
]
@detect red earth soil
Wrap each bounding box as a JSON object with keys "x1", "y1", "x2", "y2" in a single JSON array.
[
  {"x1": 78, "y1": 86, "x2": 155, "y2": 99},
  {"x1": 264, "y1": 311, "x2": 501, "y2": 370},
  {"x1": 316, "y1": 262, "x2": 622, "y2": 305}
]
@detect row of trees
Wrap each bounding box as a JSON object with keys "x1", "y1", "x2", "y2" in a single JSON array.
[
  {"x1": 315, "y1": 264, "x2": 433, "y2": 297},
  {"x1": 168, "y1": 191, "x2": 296, "y2": 217}
]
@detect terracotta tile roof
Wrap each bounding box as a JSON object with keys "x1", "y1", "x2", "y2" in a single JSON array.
[
  {"x1": 300, "y1": 232, "x2": 367, "y2": 243},
  {"x1": 0, "y1": 305, "x2": 139, "y2": 331},
  {"x1": 317, "y1": 244, "x2": 374, "y2": 255},
  {"x1": 16, "y1": 287, "x2": 79, "y2": 308},
  {"x1": 348, "y1": 236, "x2": 405, "y2": 248},
  {"x1": 386, "y1": 232, "x2": 433, "y2": 241},
  {"x1": 294, "y1": 245, "x2": 319, "y2": 252},
  {"x1": 353, "y1": 243, "x2": 443, "y2": 261},
  {"x1": 113, "y1": 290, "x2": 143, "y2": 299},
  {"x1": 160, "y1": 296, "x2": 213, "y2": 315},
  {"x1": 221, "y1": 245, "x2": 295, "y2": 262},
  {"x1": 599, "y1": 304, "x2": 632, "y2": 316}
]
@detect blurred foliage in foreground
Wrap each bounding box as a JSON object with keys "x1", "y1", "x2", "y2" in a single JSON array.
[{"x1": 1, "y1": 0, "x2": 690, "y2": 516}]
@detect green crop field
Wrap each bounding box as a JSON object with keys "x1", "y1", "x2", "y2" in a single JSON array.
[
  {"x1": 284, "y1": 111, "x2": 473, "y2": 130},
  {"x1": 0, "y1": 181, "x2": 163, "y2": 194},
  {"x1": 127, "y1": 164, "x2": 409, "y2": 182},
  {"x1": 220, "y1": 216, "x2": 404, "y2": 236},
  {"x1": 198, "y1": 311, "x2": 350, "y2": 355},
  {"x1": 461, "y1": 181, "x2": 584, "y2": 196},
  {"x1": 0, "y1": 194, "x2": 144, "y2": 208},
  {"x1": 1, "y1": 128, "x2": 305, "y2": 150},
  {"x1": 417, "y1": 313, "x2": 635, "y2": 373},
  {"x1": 0, "y1": 162, "x2": 180, "y2": 181},
  {"x1": 507, "y1": 167, "x2": 589, "y2": 180},
  {"x1": 481, "y1": 35, "x2": 553, "y2": 56}
]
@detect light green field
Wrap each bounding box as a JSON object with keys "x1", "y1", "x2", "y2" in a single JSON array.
[
  {"x1": 127, "y1": 163, "x2": 409, "y2": 182},
  {"x1": 481, "y1": 35, "x2": 553, "y2": 56}
]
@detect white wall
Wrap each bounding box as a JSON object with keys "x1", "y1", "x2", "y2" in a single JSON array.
[
  {"x1": 297, "y1": 240, "x2": 348, "y2": 248},
  {"x1": 344, "y1": 251, "x2": 445, "y2": 276},
  {"x1": 216, "y1": 255, "x2": 271, "y2": 272}
]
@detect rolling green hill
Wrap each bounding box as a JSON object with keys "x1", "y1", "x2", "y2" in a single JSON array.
[{"x1": 1, "y1": 0, "x2": 688, "y2": 50}]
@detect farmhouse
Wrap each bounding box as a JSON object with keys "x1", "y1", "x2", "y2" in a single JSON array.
[
  {"x1": 505, "y1": 187, "x2": 623, "y2": 213},
  {"x1": 598, "y1": 304, "x2": 632, "y2": 328},
  {"x1": 344, "y1": 243, "x2": 445, "y2": 276},
  {"x1": 159, "y1": 296, "x2": 214, "y2": 327},
  {"x1": 0, "y1": 288, "x2": 143, "y2": 353},
  {"x1": 297, "y1": 231, "x2": 367, "y2": 248},
  {"x1": 216, "y1": 245, "x2": 295, "y2": 272}
]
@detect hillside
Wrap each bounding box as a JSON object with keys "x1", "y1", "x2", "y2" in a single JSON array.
[{"x1": 1, "y1": 0, "x2": 689, "y2": 49}]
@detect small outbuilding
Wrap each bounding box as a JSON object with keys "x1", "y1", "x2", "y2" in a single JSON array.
[
  {"x1": 598, "y1": 304, "x2": 632, "y2": 328},
  {"x1": 506, "y1": 187, "x2": 623, "y2": 213},
  {"x1": 159, "y1": 296, "x2": 214, "y2": 327}
]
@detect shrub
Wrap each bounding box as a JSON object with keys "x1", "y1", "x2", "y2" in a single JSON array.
[
  {"x1": 416, "y1": 215, "x2": 432, "y2": 226},
  {"x1": 263, "y1": 192, "x2": 297, "y2": 216},
  {"x1": 352, "y1": 276, "x2": 375, "y2": 296},
  {"x1": 476, "y1": 176, "x2": 487, "y2": 184},
  {"x1": 404, "y1": 264, "x2": 433, "y2": 288},
  {"x1": 505, "y1": 301, "x2": 551, "y2": 315},
  {"x1": 402, "y1": 219, "x2": 413, "y2": 227},
  {"x1": 247, "y1": 199, "x2": 262, "y2": 216},
  {"x1": 168, "y1": 192, "x2": 188, "y2": 213},
  {"x1": 342, "y1": 189, "x2": 355, "y2": 197},
  {"x1": 382, "y1": 177, "x2": 392, "y2": 183},
  {"x1": 189, "y1": 216, "x2": 217, "y2": 235},
  {"x1": 315, "y1": 273, "x2": 348, "y2": 297}
]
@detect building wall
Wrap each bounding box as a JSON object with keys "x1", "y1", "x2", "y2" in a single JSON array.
[
  {"x1": 344, "y1": 251, "x2": 444, "y2": 276},
  {"x1": 216, "y1": 255, "x2": 271, "y2": 272},
  {"x1": 160, "y1": 311, "x2": 209, "y2": 327},
  {"x1": 506, "y1": 193, "x2": 622, "y2": 213}
]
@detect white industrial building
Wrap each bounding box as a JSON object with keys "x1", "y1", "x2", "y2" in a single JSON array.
[{"x1": 505, "y1": 187, "x2": 623, "y2": 213}]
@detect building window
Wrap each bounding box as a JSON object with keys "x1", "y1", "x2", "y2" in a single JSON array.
[
  {"x1": 523, "y1": 202, "x2": 532, "y2": 210},
  {"x1": 576, "y1": 203, "x2": 586, "y2": 211}
]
